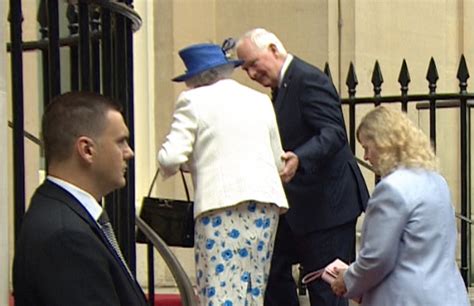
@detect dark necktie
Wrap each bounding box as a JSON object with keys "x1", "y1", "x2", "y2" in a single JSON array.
[
  {"x1": 271, "y1": 87, "x2": 279, "y2": 102},
  {"x1": 97, "y1": 210, "x2": 133, "y2": 278}
]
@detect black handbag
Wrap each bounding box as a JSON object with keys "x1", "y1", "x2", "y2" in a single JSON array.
[{"x1": 136, "y1": 169, "x2": 195, "y2": 247}]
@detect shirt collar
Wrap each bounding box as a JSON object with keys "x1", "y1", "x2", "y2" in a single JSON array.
[
  {"x1": 278, "y1": 54, "x2": 294, "y2": 88},
  {"x1": 47, "y1": 176, "x2": 103, "y2": 221}
]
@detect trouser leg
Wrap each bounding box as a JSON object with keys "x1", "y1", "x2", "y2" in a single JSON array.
[
  {"x1": 299, "y1": 220, "x2": 357, "y2": 306},
  {"x1": 264, "y1": 216, "x2": 299, "y2": 306}
]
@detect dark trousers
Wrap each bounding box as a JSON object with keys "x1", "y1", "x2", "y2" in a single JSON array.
[{"x1": 264, "y1": 216, "x2": 356, "y2": 306}]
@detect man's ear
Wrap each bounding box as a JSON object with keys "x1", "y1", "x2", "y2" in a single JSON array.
[
  {"x1": 76, "y1": 136, "x2": 95, "y2": 164},
  {"x1": 268, "y1": 43, "x2": 279, "y2": 56}
]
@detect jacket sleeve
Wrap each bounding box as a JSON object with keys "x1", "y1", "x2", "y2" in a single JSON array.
[
  {"x1": 294, "y1": 70, "x2": 348, "y2": 173},
  {"x1": 158, "y1": 93, "x2": 198, "y2": 178},
  {"x1": 343, "y1": 181, "x2": 408, "y2": 298}
]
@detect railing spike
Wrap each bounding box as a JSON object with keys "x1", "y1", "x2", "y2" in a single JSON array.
[
  {"x1": 426, "y1": 57, "x2": 439, "y2": 86},
  {"x1": 67, "y1": 4, "x2": 78, "y2": 24},
  {"x1": 346, "y1": 62, "x2": 358, "y2": 93},
  {"x1": 398, "y1": 59, "x2": 411, "y2": 88},
  {"x1": 90, "y1": 6, "x2": 101, "y2": 31},
  {"x1": 457, "y1": 54, "x2": 470, "y2": 91},
  {"x1": 324, "y1": 62, "x2": 333, "y2": 83},
  {"x1": 398, "y1": 59, "x2": 410, "y2": 111},
  {"x1": 371, "y1": 60, "x2": 384, "y2": 96},
  {"x1": 37, "y1": 0, "x2": 47, "y2": 29}
]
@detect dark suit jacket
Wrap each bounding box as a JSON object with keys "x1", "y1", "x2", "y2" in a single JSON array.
[
  {"x1": 274, "y1": 57, "x2": 369, "y2": 235},
  {"x1": 12, "y1": 180, "x2": 148, "y2": 306}
]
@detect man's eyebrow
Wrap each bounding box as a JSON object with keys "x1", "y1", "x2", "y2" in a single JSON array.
[
  {"x1": 243, "y1": 59, "x2": 257, "y2": 67},
  {"x1": 118, "y1": 134, "x2": 130, "y2": 141}
]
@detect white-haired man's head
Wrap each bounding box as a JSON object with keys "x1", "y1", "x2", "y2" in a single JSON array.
[
  {"x1": 237, "y1": 28, "x2": 287, "y2": 55},
  {"x1": 236, "y1": 28, "x2": 288, "y2": 88}
]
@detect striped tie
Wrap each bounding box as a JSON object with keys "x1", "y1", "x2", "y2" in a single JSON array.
[{"x1": 98, "y1": 210, "x2": 133, "y2": 278}]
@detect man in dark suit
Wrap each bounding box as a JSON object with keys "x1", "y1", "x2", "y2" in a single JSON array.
[
  {"x1": 236, "y1": 28, "x2": 369, "y2": 306},
  {"x1": 12, "y1": 92, "x2": 148, "y2": 306}
]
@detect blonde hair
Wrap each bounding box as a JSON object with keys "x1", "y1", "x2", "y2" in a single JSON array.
[{"x1": 357, "y1": 106, "x2": 438, "y2": 177}]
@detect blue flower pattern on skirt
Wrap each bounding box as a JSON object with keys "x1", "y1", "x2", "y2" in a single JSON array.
[{"x1": 194, "y1": 201, "x2": 279, "y2": 306}]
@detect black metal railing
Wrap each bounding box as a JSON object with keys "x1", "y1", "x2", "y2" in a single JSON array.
[
  {"x1": 7, "y1": 2, "x2": 198, "y2": 304},
  {"x1": 135, "y1": 217, "x2": 197, "y2": 306},
  {"x1": 326, "y1": 55, "x2": 474, "y2": 285},
  {"x1": 7, "y1": 0, "x2": 141, "y2": 275}
]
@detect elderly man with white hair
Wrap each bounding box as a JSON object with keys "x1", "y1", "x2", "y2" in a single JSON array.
[{"x1": 236, "y1": 28, "x2": 369, "y2": 306}]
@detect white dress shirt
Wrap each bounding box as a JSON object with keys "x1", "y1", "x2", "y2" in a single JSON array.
[{"x1": 47, "y1": 176, "x2": 103, "y2": 222}]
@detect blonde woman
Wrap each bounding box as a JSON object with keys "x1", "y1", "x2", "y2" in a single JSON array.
[{"x1": 331, "y1": 106, "x2": 469, "y2": 305}]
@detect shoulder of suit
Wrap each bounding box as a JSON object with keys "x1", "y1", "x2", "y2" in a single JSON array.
[
  {"x1": 178, "y1": 79, "x2": 270, "y2": 107},
  {"x1": 223, "y1": 79, "x2": 271, "y2": 99},
  {"x1": 180, "y1": 79, "x2": 237, "y2": 96},
  {"x1": 382, "y1": 168, "x2": 414, "y2": 185},
  {"x1": 38, "y1": 180, "x2": 72, "y2": 200},
  {"x1": 285, "y1": 57, "x2": 327, "y2": 84},
  {"x1": 291, "y1": 56, "x2": 321, "y2": 71},
  {"x1": 380, "y1": 168, "x2": 442, "y2": 195}
]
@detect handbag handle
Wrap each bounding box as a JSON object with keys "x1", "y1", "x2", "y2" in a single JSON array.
[{"x1": 147, "y1": 168, "x2": 191, "y2": 201}]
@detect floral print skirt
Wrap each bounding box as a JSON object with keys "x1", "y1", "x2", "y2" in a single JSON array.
[{"x1": 194, "y1": 201, "x2": 279, "y2": 306}]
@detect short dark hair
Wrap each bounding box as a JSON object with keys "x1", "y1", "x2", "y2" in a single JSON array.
[{"x1": 42, "y1": 91, "x2": 122, "y2": 164}]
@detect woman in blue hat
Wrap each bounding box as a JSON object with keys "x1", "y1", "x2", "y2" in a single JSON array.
[{"x1": 158, "y1": 43, "x2": 289, "y2": 306}]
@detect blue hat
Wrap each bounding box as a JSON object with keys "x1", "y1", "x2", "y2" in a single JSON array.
[{"x1": 172, "y1": 43, "x2": 243, "y2": 82}]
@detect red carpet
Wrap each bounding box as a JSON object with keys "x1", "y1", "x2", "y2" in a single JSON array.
[
  {"x1": 10, "y1": 294, "x2": 182, "y2": 306},
  {"x1": 151, "y1": 293, "x2": 183, "y2": 306}
]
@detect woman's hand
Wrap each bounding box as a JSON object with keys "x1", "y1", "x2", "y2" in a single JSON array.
[{"x1": 331, "y1": 267, "x2": 348, "y2": 297}]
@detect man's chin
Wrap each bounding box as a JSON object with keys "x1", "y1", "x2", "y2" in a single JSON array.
[
  {"x1": 120, "y1": 178, "x2": 127, "y2": 186},
  {"x1": 257, "y1": 80, "x2": 271, "y2": 88},
  {"x1": 115, "y1": 178, "x2": 127, "y2": 189}
]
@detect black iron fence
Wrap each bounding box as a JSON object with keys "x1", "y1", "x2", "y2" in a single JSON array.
[
  {"x1": 330, "y1": 55, "x2": 474, "y2": 285},
  {"x1": 136, "y1": 216, "x2": 197, "y2": 306}
]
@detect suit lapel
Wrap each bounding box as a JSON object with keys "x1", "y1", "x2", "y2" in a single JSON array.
[
  {"x1": 39, "y1": 181, "x2": 130, "y2": 275},
  {"x1": 38, "y1": 180, "x2": 147, "y2": 303},
  {"x1": 39, "y1": 180, "x2": 100, "y2": 232},
  {"x1": 274, "y1": 58, "x2": 297, "y2": 113}
]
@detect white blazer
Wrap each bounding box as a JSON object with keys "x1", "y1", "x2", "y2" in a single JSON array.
[
  {"x1": 343, "y1": 168, "x2": 469, "y2": 306},
  {"x1": 158, "y1": 79, "x2": 289, "y2": 217}
]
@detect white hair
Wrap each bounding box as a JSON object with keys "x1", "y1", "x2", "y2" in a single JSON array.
[
  {"x1": 237, "y1": 28, "x2": 287, "y2": 55},
  {"x1": 185, "y1": 63, "x2": 235, "y2": 88}
]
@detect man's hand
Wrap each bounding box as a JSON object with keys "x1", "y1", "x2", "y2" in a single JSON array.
[
  {"x1": 331, "y1": 267, "x2": 348, "y2": 297},
  {"x1": 280, "y1": 151, "x2": 299, "y2": 183}
]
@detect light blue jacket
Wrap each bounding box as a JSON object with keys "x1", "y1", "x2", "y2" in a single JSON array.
[{"x1": 344, "y1": 168, "x2": 469, "y2": 306}]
